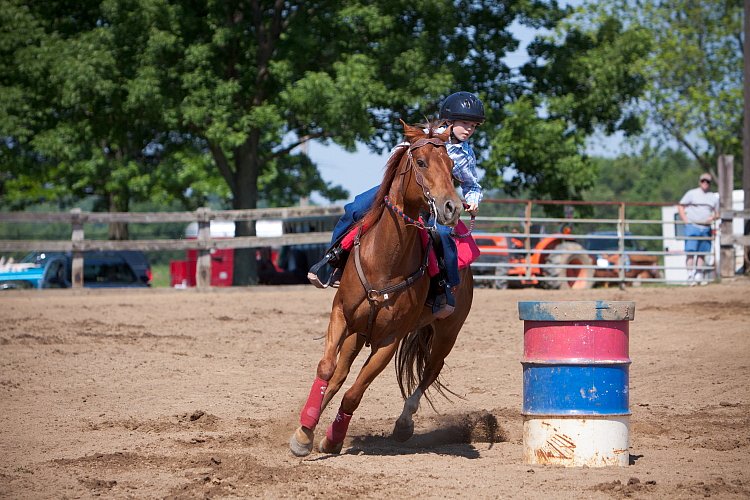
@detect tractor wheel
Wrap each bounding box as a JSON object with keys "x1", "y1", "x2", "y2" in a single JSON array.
[
  {"x1": 544, "y1": 242, "x2": 594, "y2": 290},
  {"x1": 492, "y1": 257, "x2": 509, "y2": 289}
]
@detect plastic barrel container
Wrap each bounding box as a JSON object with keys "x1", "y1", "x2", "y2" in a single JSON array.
[{"x1": 519, "y1": 300, "x2": 635, "y2": 467}]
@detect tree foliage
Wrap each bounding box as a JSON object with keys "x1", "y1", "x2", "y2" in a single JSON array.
[
  {"x1": 584, "y1": 0, "x2": 743, "y2": 174},
  {"x1": 485, "y1": 11, "x2": 651, "y2": 202},
  {"x1": 1, "y1": 0, "x2": 661, "y2": 282},
  {"x1": 0, "y1": 0, "x2": 229, "y2": 239}
]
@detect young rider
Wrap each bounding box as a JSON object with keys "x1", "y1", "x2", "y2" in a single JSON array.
[{"x1": 308, "y1": 91, "x2": 485, "y2": 314}]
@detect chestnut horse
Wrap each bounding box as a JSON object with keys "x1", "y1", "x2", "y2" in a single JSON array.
[{"x1": 289, "y1": 121, "x2": 474, "y2": 456}]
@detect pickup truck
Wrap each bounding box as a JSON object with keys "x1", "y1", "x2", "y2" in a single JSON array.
[{"x1": 0, "y1": 251, "x2": 152, "y2": 289}]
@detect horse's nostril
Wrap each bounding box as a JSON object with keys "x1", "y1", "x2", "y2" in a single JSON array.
[{"x1": 444, "y1": 200, "x2": 457, "y2": 218}]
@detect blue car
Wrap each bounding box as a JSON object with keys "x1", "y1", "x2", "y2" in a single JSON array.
[{"x1": 0, "y1": 251, "x2": 152, "y2": 289}]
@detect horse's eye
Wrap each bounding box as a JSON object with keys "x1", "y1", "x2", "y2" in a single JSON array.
[{"x1": 416, "y1": 158, "x2": 427, "y2": 168}]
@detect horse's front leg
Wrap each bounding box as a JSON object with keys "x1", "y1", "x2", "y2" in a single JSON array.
[
  {"x1": 289, "y1": 297, "x2": 348, "y2": 457},
  {"x1": 319, "y1": 334, "x2": 400, "y2": 454},
  {"x1": 321, "y1": 330, "x2": 365, "y2": 411}
]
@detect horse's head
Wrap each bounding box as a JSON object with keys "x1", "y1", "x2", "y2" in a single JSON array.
[{"x1": 399, "y1": 120, "x2": 463, "y2": 227}]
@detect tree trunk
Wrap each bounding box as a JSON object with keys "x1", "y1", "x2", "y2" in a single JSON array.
[
  {"x1": 108, "y1": 191, "x2": 129, "y2": 240},
  {"x1": 231, "y1": 138, "x2": 260, "y2": 286}
]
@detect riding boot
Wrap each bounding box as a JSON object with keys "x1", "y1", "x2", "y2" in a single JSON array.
[
  {"x1": 308, "y1": 245, "x2": 348, "y2": 289},
  {"x1": 426, "y1": 276, "x2": 455, "y2": 319}
]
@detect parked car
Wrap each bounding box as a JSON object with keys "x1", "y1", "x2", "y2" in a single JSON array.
[
  {"x1": 582, "y1": 232, "x2": 662, "y2": 286},
  {"x1": 0, "y1": 251, "x2": 152, "y2": 289}
]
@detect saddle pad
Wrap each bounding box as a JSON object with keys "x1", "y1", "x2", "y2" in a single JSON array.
[{"x1": 340, "y1": 219, "x2": 481, "y2": 277}]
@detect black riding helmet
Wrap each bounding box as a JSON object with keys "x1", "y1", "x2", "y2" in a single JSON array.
[{"x1": 439, "y1": 91, "x2": 485, "y2": 123}]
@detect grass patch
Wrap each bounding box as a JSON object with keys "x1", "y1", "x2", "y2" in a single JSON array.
[{"x1": 150, "y1": 263, "x2": 172, "y2": 288}]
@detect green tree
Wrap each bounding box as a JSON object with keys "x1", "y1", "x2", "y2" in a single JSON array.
[
  {"x1": 585, "y1": 148, "x2": 699, "y2": 206},
  {"x1": 585, "y1": 0, "x2": 743, "y2": 174},
  {"x1": 146, "y1": 0, "x2": 563, "y2": 284},
  {"x1": 0, "y1": 0, "x2": 227, "y2": 238},
  {"x1": 485, "y1": 13, "x2": 652, "y2": 206},
  {"x1": 2, "y1": 1, "x2": 654, "y2": 284}
]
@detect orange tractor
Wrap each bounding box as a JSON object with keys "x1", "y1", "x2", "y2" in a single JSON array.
[{"x1": 473, "y1": 226, "x2": 594, "y2": 289}]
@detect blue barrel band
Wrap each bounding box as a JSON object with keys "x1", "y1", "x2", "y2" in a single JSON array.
[
  {"x1": 518, "y1": 301, "x2": 636, "y2": 322},
  {"x1": 523, "y1": 364, "x2": 629, "y2": 415}
]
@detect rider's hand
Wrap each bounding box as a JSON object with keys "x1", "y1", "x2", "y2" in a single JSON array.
[{"x1": 465, "y1": 202, "x2": 478, "y2": 216}]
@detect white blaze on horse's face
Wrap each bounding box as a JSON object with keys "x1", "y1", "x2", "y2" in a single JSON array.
[
  {"x1": 410, "y1": 144, "x2": 462, "y2": 226},
  {"x1": 401, "y1": 124, "x2": 462, "y2": 227}
]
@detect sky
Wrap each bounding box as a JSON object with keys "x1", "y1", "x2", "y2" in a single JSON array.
[
  {"x1": 307, "y1": 119, "x2": 624, "y2": 205},
  {"x1": 306, "y1": 1, "x2": 623, "y2": 204}
]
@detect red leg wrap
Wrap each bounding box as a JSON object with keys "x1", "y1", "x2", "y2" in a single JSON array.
[
  {"x1": 299, "y1": 377, "x2": 328, "y2": 429},
  {"x1": 326, "y1": 408, "x2": 353, "y2": 444}
]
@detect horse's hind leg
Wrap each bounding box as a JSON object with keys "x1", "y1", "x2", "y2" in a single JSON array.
[
  {"x1": 393, "y1": 323, "x2": 461, "y2": 442},
  {"x1": 319, "y1": 336, "x2": 400, "y2": 454},
  {"x1": 393, "y1": 275, "x2": 473, "y2": 442},
  {"x1": 289, "y1": 297, "x2": 348, "y2": 457}
]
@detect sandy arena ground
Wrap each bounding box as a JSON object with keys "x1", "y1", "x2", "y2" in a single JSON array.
[{"x1": 1, "y1": 281, "x2": 749, "y2": 499}]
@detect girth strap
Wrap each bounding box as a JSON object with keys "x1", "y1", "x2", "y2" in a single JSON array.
[{"x1": 353, "y1": 226, "x2": 431, "y2": 347}]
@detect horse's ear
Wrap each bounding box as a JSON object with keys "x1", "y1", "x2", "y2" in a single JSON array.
[
  {"x1": 400, "y1": 119, "x2": 422, "y2": 143},
  {"x1": 436, "y1": 125, "x2": 450, "y2": 143}
]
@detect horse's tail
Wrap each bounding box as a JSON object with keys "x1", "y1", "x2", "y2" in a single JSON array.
[{"x1": 395, "y1": 325, "x2": 460, "y2": 410}]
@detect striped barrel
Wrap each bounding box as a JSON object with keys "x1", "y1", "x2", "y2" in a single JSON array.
[{"x1": 519, "y1": 300, "x2": 635, "y2": 467}]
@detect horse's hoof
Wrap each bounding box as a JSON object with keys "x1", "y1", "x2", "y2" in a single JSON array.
[
  {"x1": 392, "y1": 416, "x2": 414, "y2": 442},
  {"x1": 318, "y1": 436, "x2": 343, "y2": 454},
  {"x1": 289, "y1": 426, "x2": 314, "y2": 457}
]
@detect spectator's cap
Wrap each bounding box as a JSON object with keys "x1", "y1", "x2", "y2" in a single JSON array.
[{"x1": 699, "y1": 173, "x2": 712, "y2": 182}]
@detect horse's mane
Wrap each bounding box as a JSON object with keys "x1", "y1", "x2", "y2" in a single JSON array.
[{"x1": 361, "y1": 120, "x2": 444, "y2": 229}]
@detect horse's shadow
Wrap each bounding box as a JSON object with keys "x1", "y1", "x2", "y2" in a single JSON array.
[
  {"x1": 312, "y1": 410, "x2": 505, "y2": 459},
  {"x1": 345, "y1": 429, "x2": 484, "y2": 458}
]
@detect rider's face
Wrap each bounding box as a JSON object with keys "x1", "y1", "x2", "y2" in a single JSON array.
[{"x1": 451, "y1": 120, "x2": 480, "y2": 142}]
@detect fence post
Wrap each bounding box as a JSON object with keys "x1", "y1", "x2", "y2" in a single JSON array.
[
  {"x1": 524, "y1": 201, "x2": 532, "y2": 282},
  {"x1": 70, "y1": 208, "x2": 84, "y2": 288},
  {"x1": 617, "y1": 203, "x2": 626, "y2": 290},
  {"x1": 196, "y1": 207, "x2": 212, "y2": 289},
  {"x1": 718, "y1": 155, "x2": 735, "y2": 279}
]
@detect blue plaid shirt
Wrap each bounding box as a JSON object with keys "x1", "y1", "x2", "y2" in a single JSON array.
[{"x1": 446, "y1": 140, "x2": 483, "y2": 207}]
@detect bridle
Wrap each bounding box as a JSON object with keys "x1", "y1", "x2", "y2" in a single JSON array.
[
  {"x1": 384, "y1": 137, "x2": 447, "y2": 231},
  {"x1": 352, "y1": 136, "x2": 460, "y2": 346},
  {"x1": 384, "y1": 138, "x2": 475, "y2": 238}
]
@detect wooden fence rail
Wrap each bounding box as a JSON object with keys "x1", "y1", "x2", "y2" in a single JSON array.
[
  {"x1": 0, "y1": 206, "x2": 344, "y2": 288},
  {"x1": 2, "y1": 202, "x2": 747, "y2": 289}
]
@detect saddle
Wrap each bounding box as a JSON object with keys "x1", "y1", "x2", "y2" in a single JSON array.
[
  {"x1": 337, "y1": 219, "x2": 480, "y2": 277},
  {"x1": 308, "y1": 220, "x2": 480, "y2": 318}
]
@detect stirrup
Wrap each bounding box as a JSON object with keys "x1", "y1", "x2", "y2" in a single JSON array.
[
  {"x1": 308, "y1": 246, "x2": 348, "y2": 289},
  {"x1": 308, "y1": 250, "x2": 345, "y2": 288},
  {"x1": 307, "y1": 267, "x2": 342, "y2": 289},
  {"x1": 427, "y1": 279, "x2": 456, "y2": 319},
  {"x1": 429, "y1": 293, "x2": 455, "y2": 319},
  {"x1": 308, "y1": 251, "x2": 334, "y2": 289}
]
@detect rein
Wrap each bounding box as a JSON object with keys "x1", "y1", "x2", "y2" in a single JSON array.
[
  {"x1": 352, "y1": 137, "x2": 444, "y2": 346},
  {"x1": 451, "y1": 212, "x2": 475, "y2": 238},
  {"x1": 383, "y1": 195, "x2": 424, "y2": 229},
  {"x1": 384, "y1": 194, "x2": 475, "y2": 237}
]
